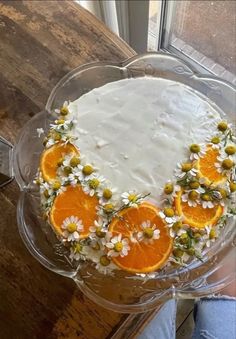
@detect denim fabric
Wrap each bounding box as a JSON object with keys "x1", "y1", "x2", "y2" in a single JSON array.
[
  {"x1": 192, "y1": 297, "x2": 236, "y2": 339},
  {"x1": 137, "y1": 300, "x2": 177, "y2": 339},
  {"x1": 138, "y1": 297, "x2": 236, "y2": 339}
]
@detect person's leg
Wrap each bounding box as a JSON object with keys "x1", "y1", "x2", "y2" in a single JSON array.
[
  {"x1": 192, "y1": 296, "x2": 236, "y2": 339},
  {"x1": 138, "y1": 299, "x2": 177, "y2": 339}
]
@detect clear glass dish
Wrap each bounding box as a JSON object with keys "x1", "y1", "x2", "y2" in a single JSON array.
[{"x1": 8, "y1": 53, "x2": 236, "y2": 313}]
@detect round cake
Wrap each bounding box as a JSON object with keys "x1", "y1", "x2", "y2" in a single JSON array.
[{"x1": 36, "y1": 77, "x2": 236, "y2": 276}]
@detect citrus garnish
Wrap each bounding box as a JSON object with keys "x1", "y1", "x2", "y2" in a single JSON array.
[
  {"x1": 40, "y1": 142, "x2": 79, "y2": 182},
  {"x1": 175, "y1": 190, "x2": 223, "y2": 229},
  {"x1": 196, "y1": 145, "x2": 227, "y2": 186},
  {"x1": 108, "y1": 202, "x2": 173, "y2": 273},
  {"x1": 50, "y1": 185, "x2": 98, "y2": 238}
]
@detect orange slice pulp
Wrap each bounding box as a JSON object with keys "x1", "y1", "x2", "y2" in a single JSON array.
[
  {"x1": 109, "y1": 202, "x2": 173, "y2": 273},
  {"x1": 40, "y1": 142, "x2": 79, "y2": 182},
  {"x1": 195, "y1": 145, "x2": 227, "y2": 186},
  {"x1": 50, "y1": 185, "x2": 98, "y2": 238},
  {"x1": 175, "y1": 190, "x2": 223, "y2": 229}
]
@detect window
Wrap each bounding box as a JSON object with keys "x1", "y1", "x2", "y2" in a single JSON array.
[
  {"x1": 77, "y1": 0, "x2": 236, "y2": 84},
  {"x1": 149, "y1": 0, "x2": 236, "y2": 84}
]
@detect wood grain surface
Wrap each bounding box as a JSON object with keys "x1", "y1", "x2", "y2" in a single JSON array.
[{"x1": 0, "y1": 1, "x2": 143, "y2": 338}]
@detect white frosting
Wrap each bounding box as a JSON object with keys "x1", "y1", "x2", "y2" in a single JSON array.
[{"x1": 69, "y1": 78, "x2": 222, "y2": 204}]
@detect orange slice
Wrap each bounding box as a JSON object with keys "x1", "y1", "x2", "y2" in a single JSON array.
[
  {"x1": 196, "y1": 146, "x2": 226, "y2": 186},
  {"x1": 109, "y1": 202, "x2": 173, "y2": 273},
  {"x1": 40, "y1": 142, "x2": 79, "y2": 182},
  {"x1": 50, "y1": 185, "x2": 98, "y2": 238},
  {"x1": 175, "y1": 190, "x2": 223, "y2": 229}
]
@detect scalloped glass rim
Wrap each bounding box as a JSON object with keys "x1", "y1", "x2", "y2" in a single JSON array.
[{"x1": 15, "y1": 52, "x2": 236, "y2": 313}]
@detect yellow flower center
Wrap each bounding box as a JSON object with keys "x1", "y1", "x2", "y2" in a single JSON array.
[
  {"x1": 201, "y1": 193, "x2": 212, "y2": 201},
  {"x1": 43, "y1": 189, "x2": 50, "y2": 198},
  {"x1": 82, "y1": 165, "x2": 94, "y2": 176},
  {"x1": 189, "y1": 180, "x2": 200, "y2": 189},
  {"x1": 64, "y1": 166, "x2": 72, "y2": 176},
  {"x1": 57, "y1": 157, "x2": 64, "y2": 167},
  {"x1": 52, "y1": 180, "x2": 61, "y2": 190},
  {"x1": 56, "y1": 119, "x2": 65, "y2": 125},
  {"x1": 211, "y1": 136, "x2": 220, "y2": 144},
  {"x1": 190, "y1": 144, "x2": 200, "y2": 153},
  {"x1": 173, "y1": 248, "x2": 184, "y2": 257},
  {"x1": 164, "y1": 183, "x2": 174, "y2": 194},
  {"x1": 103, "y1": 188, "x2": 112, "y2": 200},
  {"x1": 128, "y1": 194, "x2": 138, "y2": 202},
  {"x1": 209, "y1": 229, "x2": 216, "y2": 239},
  {"x1": 67, "y1": 223, "x2": 77, "y2": 233},
  {"x1": 225, "y1": 145, "x2": 236, "y2": 155},
  {"x1": 229, "y1": 182, "x2": 236, "y2": 192},
  {"x1": 60, "y1": 106, "x2": 69, "y2": 116},
  {"x1": 217, "y1": 188, "x2": 228, "y2": 199},
  {"x1": 95, "y1": 227, "x2": 105, "y2": 238},
  {"x1": 217, "y1": 121, "x2": 228, "y2": 132},
  {"x1": 104, "y1": 203, "x2": 114, "y2": 213},
  {"x1": 172, "y1": 221, "x2": 182, "y2": 232},
  {"x1": 114, "y1": 242, "x2": 123, "y2": 252},
  {"x1": 74, "y1": 243, "x2": 83, "y2": 253},
  {"x1": 163, "y1": 207, "x2": 175, "y2": 218},
  {"x1": 53, "y1": 132, "x2": 61, "y2": 141},
  {"x1": 179, "y1": 233, "x2": 189, "y2": 244},
  {"x1": 222, "y1": 159, "x2": 234, "y2": 170},
  {"x1": 188, "y1": 190, "x2": 199, "y2": 201},
  {"x1": 89, "y1": 178, "x2": 100, "y2": 189},
  {"x1": 100, "y1": 255, "x2": 111, "y2": 266},
  {"x1": 143, "y1": 227, "x2": 154, "y2": 239},
  {"x1": 181, "y1": 162, "x2": 192, "y2": 172},
  {"x1": 70, "y1": 156, "x2": 80, "y2": 167}
]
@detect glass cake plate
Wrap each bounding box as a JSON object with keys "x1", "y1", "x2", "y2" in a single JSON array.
[{"x1": 1, "y1": 53, "x2": 235, "y2": 313}]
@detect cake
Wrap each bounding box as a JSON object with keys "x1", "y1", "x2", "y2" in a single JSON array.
[{"x1": 36, "y1": 77, "x2": 236, "y2": 276}]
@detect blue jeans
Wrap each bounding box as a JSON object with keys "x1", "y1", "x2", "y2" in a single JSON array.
[{"x1": 138, "y1": 297, "x2": 236, "y2": 339}]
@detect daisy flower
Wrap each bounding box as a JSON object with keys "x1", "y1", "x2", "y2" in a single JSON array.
[
  {"x1": 69, "y1": 242, "x2": 86, "y2": 261},
  {"x1": 189, "y1": 143, "x2": 206, "y2": 160},
  {"x1": 159, "y1": 207, "x2": 177, "y2": 224},
  {"x1": 175, "y1": 162, "x2": 198, "y2": 179},
  {"x1": 182, "y1": 190, "x2": 199, "y2": 207},
  {"x1": 200, "y1": 194, "x2": 215, "y2": 209},
  {"x1": 40, "y1": 182, "x2": 53, "y2": 197},
  {"x1": 89, "y1": 219, "x2": 107, "y2": 239},
  {"x1": 82, "y1": 174, "x2": 106, "y2": 196},
  {"x1": 67, "y1": 172, "x2": 79, "y2": 186},
  {"x1": 106, "y1": 233, "x2": 130, "y2": 257},
  {"x1": 93, "y1": 255, "x2": 116, "y2": 275},
  {"x1": 206, "y1": 135, "x2": 222, "y2": 149},
  {"x1": 121, "y1": 191, "x2": 141, "y2": 207},
  {"x1": 98, "y1": 185, "x2": 117, "y2": 204},
  {"x1": 215, "y1": 157, "x2": 234, "y2": 177},
  {"x1": 137, "y1": 220, "x2": 160, "y2": 244},
  {"x1": 61, "y1": 216, "x2": 84, "y2": 242},
  {"x1": 204, "y1": 225, "x2": 217, "y2": 247},
  {"x1": 163, "y1": 180, "x2": 181, "y2": 201},
  {"x1": 55, "y1": 101, "x2": 70, "y2": 116},
  {"x1": 76, "y1": 164, "x2": 96, "y2": 182}
]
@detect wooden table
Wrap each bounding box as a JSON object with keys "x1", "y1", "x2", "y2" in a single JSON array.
[{"x1": 0, "y1": 1, "x2": 160, "y2": 338}]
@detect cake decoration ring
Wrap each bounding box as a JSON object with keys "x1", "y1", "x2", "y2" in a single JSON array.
[{"x1": 35, "y1": 78, "x2": 236, "y2": 276}]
